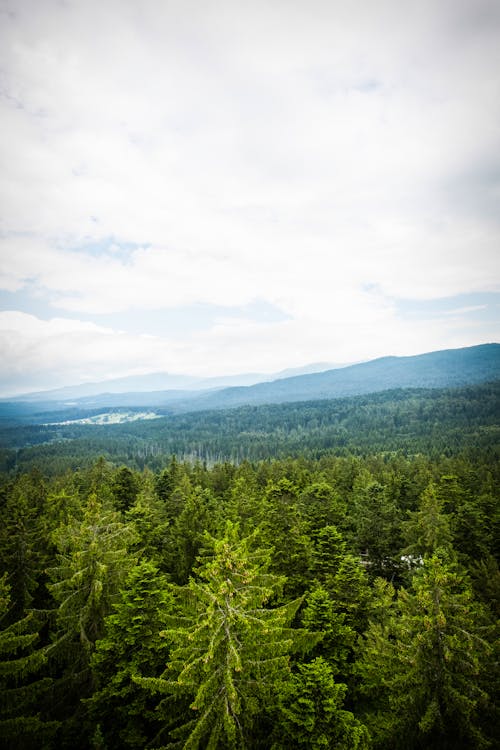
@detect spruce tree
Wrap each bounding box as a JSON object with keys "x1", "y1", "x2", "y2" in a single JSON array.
[
  {"x1": 88, "y1": 560, "x2": 173, "y2": 749},
  {"x1": 46, "y1": 492, "x2": 136, "y2": 745},
  {"x1": 0, "y1": 574, "x2": 58, "y2": 749},
  {"x1": 358, "y1": 554, "x2": 495, "y2": 749},
  {"x1": 272, "y1": 657, "x2": 369, "y2": 750},
  {"x1": 139, "y1": 521, "x2": 313, "y2": 749}
]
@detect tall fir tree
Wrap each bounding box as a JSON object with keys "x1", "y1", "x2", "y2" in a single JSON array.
[
  {"x1": 88, "y1": 560, "x2": 173, "y2": 749},
  {"x1": 0, "y1": 574, "x2": 58, "y2": 749},
  {"x1": 271, "y1": 657, "x2": 369, "y2": 750},
  {"x1": 46, "y1": 493, "x2": 136, "y2": 747},
  {"x1": 139, "y1": 522, "x2": 314, "y2": 749},
  {"x1": 357, "y1": 554, "x2": 495, "y2": 749}
]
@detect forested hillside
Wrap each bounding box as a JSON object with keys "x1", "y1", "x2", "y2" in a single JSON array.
[
  {"x1": 0, "y1": 377, "x2": 499, "y2": 749},
  {"x1": 168, "y1": 342, "x2": 500, "y2": 412},
  {"x1": 1, "y1": 381, "x2": 499, "y2": 474}
]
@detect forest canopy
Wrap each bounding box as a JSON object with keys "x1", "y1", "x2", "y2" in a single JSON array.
[{"x1": 0, "y1": 381, "x2": 498, "y2": 748}]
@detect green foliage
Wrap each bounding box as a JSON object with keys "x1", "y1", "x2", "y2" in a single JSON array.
[
  {"x1": 272, "y1": 657, "x2": 369, "y2": 750},
  {"x1": 300, "y1": 587, "x2": 355, "y2": 677},
  {"x1": 88, "y1": 560, "x2": 173, "y2": 748},
  {"x1": 165, "y1": 485, "x2": 222, "y2": 584},
  {"x1": 111, "y1": 466, "x2": 139, "y2": 512},
  {"x1": 358, "y1": 554, "x2": 496, "y2": 749},
  {"x1": 353, "y1": 479, "x2": 403, "y2": 580},
  {"x1": 4, "y1": 381, "x2": 500, "y2": 472},
  {"x1": 124, "y1": 468, "x2": 170, "y2": 563},
  {"x1": 299, "y1": 481, "x2": 346, "y2": 537},
  {"x1": 261, "y1": 479, "x2": 313, "y2": 597},
  {"x1": 0, "y1": 381, "x2": 498, "y2": 748},
  {"x1": 140, "y1": 522, "x2": 313, "y2": 749},
  {"x1": 0, "y1": 472, "x2": 50, "y2": 621},
  {"x1": 312, "y1": 525, "x2": 346, "y2": 580},
  {"x1": 47, "y1": 492, "x2": 136, "y2": 673},
  {"x1": 0, "y1": 574, "x2": 58, "y2": 748},
  {"x1": 402, "y1": 482, "x2": 454, "y2": 558}
]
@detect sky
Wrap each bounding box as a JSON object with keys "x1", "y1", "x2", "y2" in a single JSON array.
[{"x1": 0, "y1": 0, "x2": 499, "y2": 396}]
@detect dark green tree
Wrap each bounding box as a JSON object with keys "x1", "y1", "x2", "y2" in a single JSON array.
[
  {"x1": 125, "y1": 468, "x2": 170, "y2": 563},
  {"x1": 88, "y1": 560, "x2": 173, "y2": 749},
  {"x1": 353, "y1": 480, "x2": 403, "y2": 580},
  {"x1": 358, "y1": 554, "x2": 495, "y2": 749},
  {"x1": 272, "y1": 657, "x2": 369, "y2": 750},
  {"x1": 299, "y1": 481, "x2": 346, "y2": 538},
  {"x1": 46, "y1": 492, "x2": 136, "y2": 746},
  {"x1": 261, "y1": 478, "x2": 313, "y2": 597},
  {"x1": 0, "y1": 574, "x2": 58, "y2": 749},
  {"x1": 166, "y1": 486, "x2": 221, "y2": 584},
  {"x1": 139, "y1": 522, "x2": 312, "y2": 749},
  {"x1": 402, "y1": 482, "x2": 453, "y2": 559},
  {"x1": 112, "y1": 466, "x2": 139, "y2": 513},
  {"x1": 300, "y1": 587, "x2": 355, "y2": 677},
  {"x1": 0, "y1": 473, "x2": 50, "y2": 621}
]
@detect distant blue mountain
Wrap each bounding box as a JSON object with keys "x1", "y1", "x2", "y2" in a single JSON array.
[
  {"x1": 2, "y1": 345, "x2": 499, "y2": 418},
  {"x1": 168, "y1": 343, "x2": 500, "y2": 412},
  {"x1": 7, "y1": 362, "x2": 339, "y2": 403}
]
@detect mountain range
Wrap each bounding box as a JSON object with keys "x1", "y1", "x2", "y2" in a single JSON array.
[
  {"x1": 9, "y1": 361, "x2": 339, "y2": 402},
  {"x1": 2, "y1": 344, "x2": 499, "y2": 419}
]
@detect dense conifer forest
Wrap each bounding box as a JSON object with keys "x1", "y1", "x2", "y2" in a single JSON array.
[{"x1": 0, "y1": 382, "x2": 498, "y2": 748}]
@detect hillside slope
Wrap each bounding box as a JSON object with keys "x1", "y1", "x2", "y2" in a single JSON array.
[
  {"x1": 170, "y1": 343, "x2": 500, "y2": 412},
  {"x1": 2, "y1": 344, "x2": 498, "y2": 419}
]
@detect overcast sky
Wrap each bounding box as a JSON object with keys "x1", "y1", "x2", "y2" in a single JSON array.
[{"x1": 1, "y1": 0, "x2": 499, "y2": 395}]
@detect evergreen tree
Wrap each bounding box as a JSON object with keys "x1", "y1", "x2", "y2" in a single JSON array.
[
  {"x1": 166, "y1": 486, "x2": 221, "y2": 584},
  {"x1": 402, "y1": 482, "x2": 453, "y2": 559},
  {"x1": 325, "y1": 554, "x2": 372, "y2": 634},
  {"x1": 0, "y1": 574, "x2": 58, "y2": 749},
  {"x1": 139, "y1": 522, "x2": 313, "y2": 749},
  {"x1": 47, "y1": 493, "x2": 136, "y2": 668},
  {"x1": 46, "y1": 493, "x2": 136, "y2": 746},
  {"x1": 312, "y1": 525, "x2": 346, "y2": 581},
  {"x1": 300, "y1": 587, "x2": 355, "y2": 678},
  {"x1": 353, "y1": 480, "x2": 403, "y2": 581},
  {"x1": 111, "y1": 466, "x2": 139, "y2": 513},
  {"x1": 299, "y1": 481, "x2": 346, "y2": 538},
  {"x1": 156, "y1": 457, "x2": 189, "y2": 522},
  {"x1": 261, "y1": 478, "x2": 313, "y2": 597},
  {"x1": 0, "y1": 473, "x2": 49, "y2": 621},
  {"x1": 272, "y1": 657, "x2": 369, "y2": 750},
  {"x1": 125, "y1": 468, "x2": 170, "y2": 563},
  {"x1": 88, "y1": 561, "x2": 173, "y2": 749},
  {"x1": 358, "y1": 554, "x2": 495, "y2": 749}
]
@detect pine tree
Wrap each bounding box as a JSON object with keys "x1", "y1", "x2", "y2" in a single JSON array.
[
  {"x1": 166, "y1": 486, "x2": 221, "y2": 584},
  {"x1": 0, "y1": 473, "x2": 50, "y2": 621},
  {"x1": 111, "y1": 466, "x2": 139, "y2": 513},
  {"x1": 46, "y1": 492, "x2": 137, "y2": 746},
  {"x1": 47, "y1": 493, "x2": 136, "y2": 669},
  {"x1": 272, "y1": 657, "x2": 369, "y2": 750},
  {"x1": 402, "y1": 482, "x2": 453, "y2": 559},
  {"x1": 0, "y1": 574, "x2": 58, "y2": 749},
  {"x1": 88, "y1": 560, "x2": 173, "y2": 749},
  {"x1": 261, "y1": 478, "x2": 313, "y2": 598},
  {"x1": 352, "y1": 480, "x2": 402, "y2": 580},
  {"x1": 298, "y1": 481, "x2": 346, "y2": 538},
  {"x1": 312, "y1": 525, "x2": 346, "y2": 581},
  {"x1": 125, "y1": 468, "x2": 170, "y2": 564},
  {"x1": 357, "y1": 554, "x2": 495, "y2": 749},
  {"x1": 139, "y1": 521, "x2": 314, "y2": 749},
  {"x1": 300, "y1": 587, "x2": 355, "y2": 678}
]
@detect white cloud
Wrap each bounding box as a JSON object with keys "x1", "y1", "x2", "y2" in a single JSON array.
[
  {"x1": 0, "y1": 0, "x2": 499, "y2": 389},
  {"x1": 0, "y1": 304, "x2": 493, "y2": 396}
]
